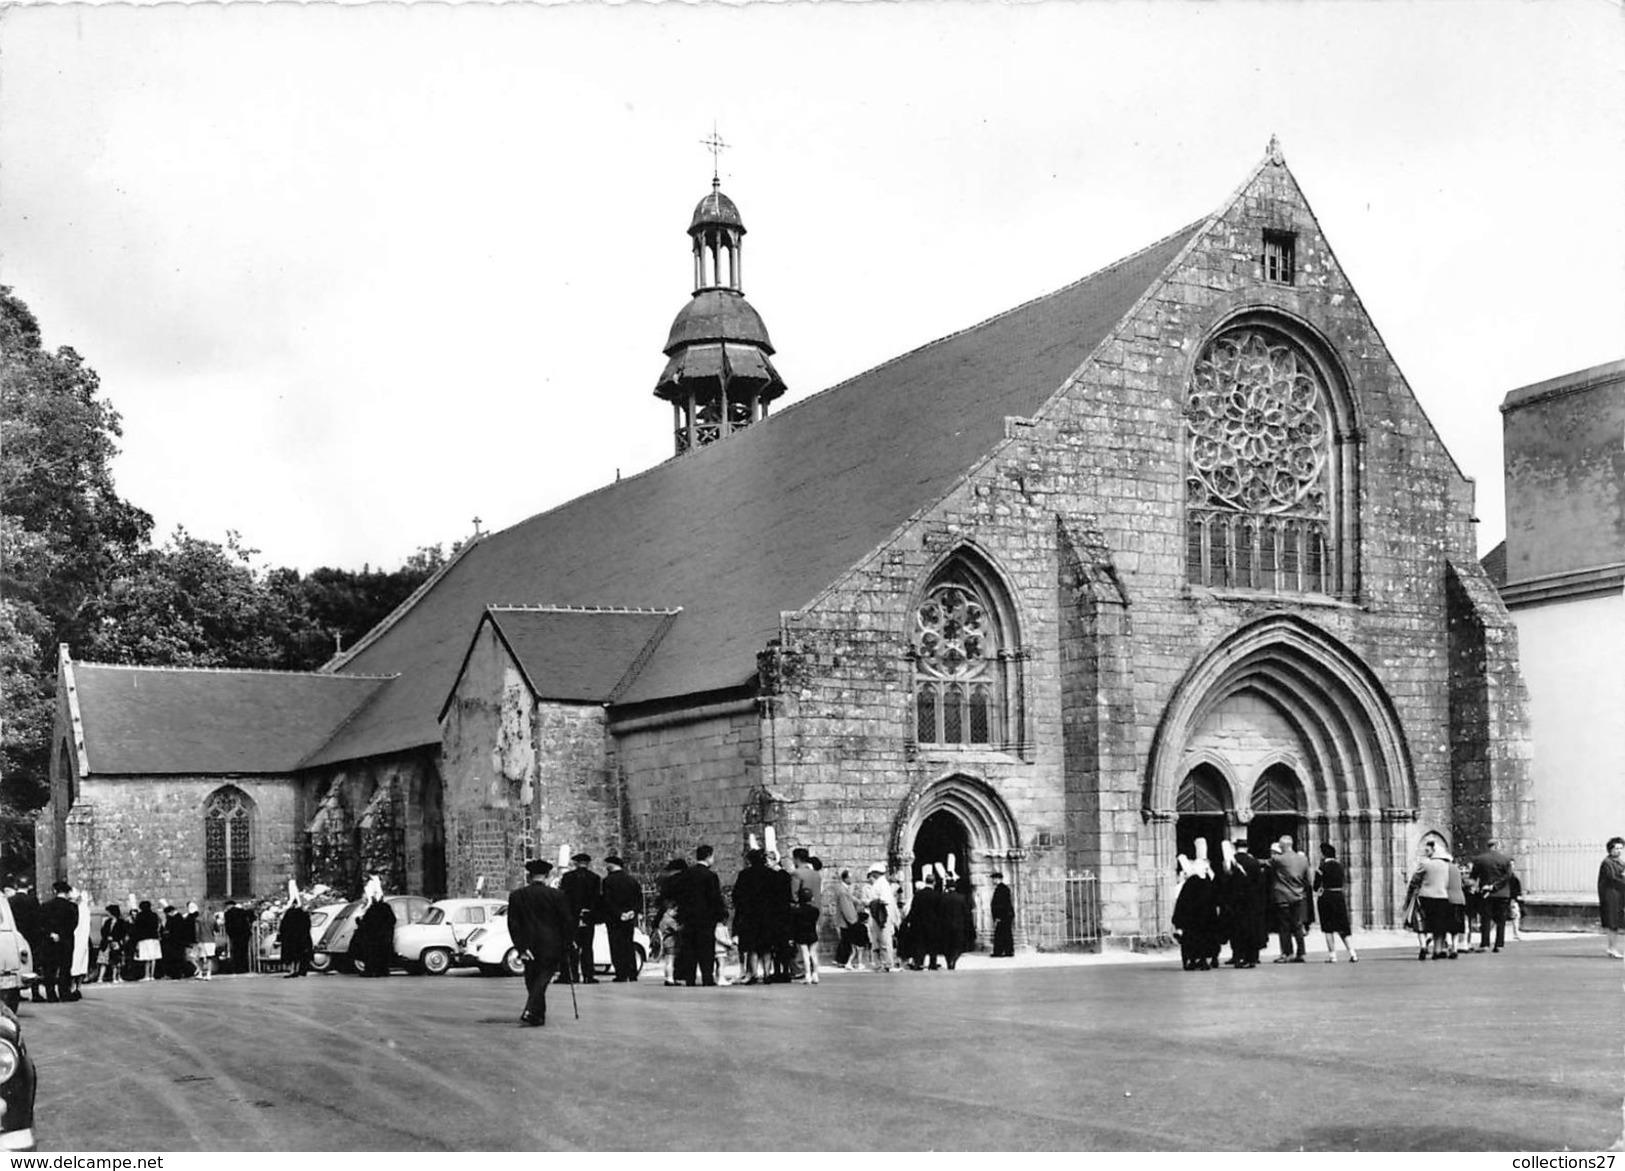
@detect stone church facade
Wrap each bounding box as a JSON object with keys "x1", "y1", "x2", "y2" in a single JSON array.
[{"x1": 43, "y1": 141, "x2": 1530, "y2": 946}]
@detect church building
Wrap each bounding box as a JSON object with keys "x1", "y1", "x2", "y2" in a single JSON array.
[{"x1": 43, "y1": 141, "x2": 1530, "y2": 946}]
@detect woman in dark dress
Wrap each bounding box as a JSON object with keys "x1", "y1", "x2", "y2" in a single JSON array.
[
  {"x1": 1314, "y1": 842, "x2": 1358, "y2": 963},
  {"x1": 355, "y1": 896, "x2": 397, "y2": 976},
  {"x1": 161, "y1": 905, "x2": 193, "y2": 978},
  {"x1": 1172, "y1": 855, "x2": 1218, "y2": 971},
  {"x1": 1598, "y1": 836, "x2": 1625, "y2": 959},
  {"x1": 130, "y1": 900, "x2": 162, "y2": 981},
  {"x1": 730, "y1": 849, "x2": 774, "y2": 984}
]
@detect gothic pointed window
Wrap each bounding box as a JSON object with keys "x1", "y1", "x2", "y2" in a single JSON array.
[
  {"x1": 1185, "y1": 324, "x2": 1353, "y2": 596},
  {"x1": 911, "y1": 557, "x2": 1022, "y2": 750},
  {"x1": 204, "y1": 786, "x2": 255, "y2": 900}
]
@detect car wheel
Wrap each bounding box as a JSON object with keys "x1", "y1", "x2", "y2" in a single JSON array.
[
  {"x1": 503, "y1": 948, "x2": 525, "y2": 977},
  {"x1": 421, "y1": 948, "x2": 452, "y2": 976},
  {"x1": 477, "y1": 962, "x2": 505, "y2": 977},
  {"x1": 633, "y1": 944, "x2": 647, "y2": 975},
  {"x1": 1, "y1": 989, "x2": 18, "y2": 1012},
  {"x1": 309, "y1": 952, "x2": 333, "y2": 973}
]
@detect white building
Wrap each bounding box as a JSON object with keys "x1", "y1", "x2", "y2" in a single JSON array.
[{"x1": 1489, "y1": 359, "x2": 1625, "y2": 917}]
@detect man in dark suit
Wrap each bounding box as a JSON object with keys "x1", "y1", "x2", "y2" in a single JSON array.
[
  {"x1": 1470, "y1": 840, "x2": 1516, "y2": 953},
  {"x1": 37, "y1": 881, "x2": 79, "y2": 1003},
  {"x1": 559, "y1": 853, "x2": 602, "y2": 984},
  {"x1": 675, "y1": 844, "x2": 728, "y2": 987},
  {"x1": 507, "y1": 859, "x2": 575, "y2": 1026},
  {"x1": 990, "y1": 871, "x2": 1015, "y2": 957},
  {"x1": 7, "y1": 881, "x2": 45, "y2": 1002},
  {"x1": 599, "y1": 856, "x2": 644, "y2": 983}
]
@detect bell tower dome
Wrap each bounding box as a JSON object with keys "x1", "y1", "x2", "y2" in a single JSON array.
[{"x1": 654, "y1": 138, "x2": 786, "y2": 454}]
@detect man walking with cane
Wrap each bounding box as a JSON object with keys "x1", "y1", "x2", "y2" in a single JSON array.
[{"x1": 508, "y1": 859, "x2": 575, "y2": 1028}]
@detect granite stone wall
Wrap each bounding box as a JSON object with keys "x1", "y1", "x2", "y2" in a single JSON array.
[{"x1": 60, "y1": 775, "x2": 300, "y2": 911}]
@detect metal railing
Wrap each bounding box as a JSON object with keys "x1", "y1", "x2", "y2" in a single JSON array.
[
  {"x1": 1522, "y1": 840, "x2": 1602, "y2": 901},
  {"x1": 1022, "y1": 870, "x2": 1101, "y2": 950}
]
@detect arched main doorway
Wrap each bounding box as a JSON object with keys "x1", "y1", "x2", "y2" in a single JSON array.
[{"x1": 1144, "y1": 616, "x2": 1418, "y2": 932}]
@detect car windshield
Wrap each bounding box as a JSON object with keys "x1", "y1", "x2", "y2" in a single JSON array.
[
  {"x1": 494, "y1": 905, "x2": 508, "y2": 919},
  {"x1": 419, "y1": 908, "x2": 445, "y2": 926}
]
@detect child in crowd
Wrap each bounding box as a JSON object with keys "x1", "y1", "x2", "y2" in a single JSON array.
[{"x1": 791, "y1": 887, "x2": 821, "y2": 985}]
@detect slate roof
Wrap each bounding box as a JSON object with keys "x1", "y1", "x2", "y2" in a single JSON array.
[
  {"x1": 445, "y1": 607, "x2": 681, "y2": 712},
  {"x1": 312, "y1": 219, "x2": 1204, "y2": 765},
  {"x1": 70, "y1": 663, "x2": 393, "y2": 776},
  {"x1": 1481, "y1": 540, "x2": 1507, "y2": 589}
]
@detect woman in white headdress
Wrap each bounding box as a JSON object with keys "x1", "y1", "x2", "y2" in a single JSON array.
[{"x1": 69, "y1": 888, "x2": 92, "y2": 994}]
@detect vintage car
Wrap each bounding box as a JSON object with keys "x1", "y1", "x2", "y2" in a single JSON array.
[
  {"x1": 392, "y1": 898, "x2": 507, "y2": 974},
  {"x1": 0, "y1": 1002, "x2": 36, "y2": 1151},
  {"x1": 464, "y1": 905, "x2": 648, "y2": 977},
  {"x1": 310, "y1": 895, "x2": 432, "y2": 973},
  {"x1": 0, "y1": 899, "x2": 35, "y2": 1012}
]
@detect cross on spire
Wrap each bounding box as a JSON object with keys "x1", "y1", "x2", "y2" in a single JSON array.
[{"x1": 701, "y1": 125, "x2": 729, "y2": 189}]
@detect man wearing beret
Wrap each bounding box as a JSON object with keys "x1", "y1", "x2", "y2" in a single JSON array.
[
  {"x1": 600, "y1": 856, "x2": 644, "y2": 982},
  {"x1": 559, "y1": 853, "x2": 602, "y2": 984},
  {"x1": 508, "y1": 859, "x2": 575, "y2": 1027}
]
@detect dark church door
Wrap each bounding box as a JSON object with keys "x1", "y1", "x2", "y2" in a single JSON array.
[
  {"x1": 1246, "y1": 764, "x2": 1308, "y2": 855},
  {"x1": 912, "y1": 809, "x2": 975, "y2": 950},
  {"x1": 1176, "y1": 764, "x2": 1231, "y2": 868}
]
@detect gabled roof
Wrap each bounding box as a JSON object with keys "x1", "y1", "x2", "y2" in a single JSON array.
[
  {"x1": 314, "y1": 218, "x2": 1204, "y2": 764},
  {"x1": 1481, "y1": 540, "x2": 1507, "y2": 589},
  {"x1": 69, "y1": 661, "x2": 393, "y2": 776},
  {"x1": 442, "y1": 606, "x2": 681, "y2": 715}
]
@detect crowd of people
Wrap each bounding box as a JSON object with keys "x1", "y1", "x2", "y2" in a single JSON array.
[
  {"x1": 1169, "y1": 835, "x2": 1348, "y2": 970},
  {"x1": 9, "y1": 831, "x2": 1618, "y2": 1026},
  {"x1": 1167, "y1": 832, "x2": 1554, "y2": 972},
  {"x1": 1, "y1": 881, "x2": 226, "y2": 1003},
  {"x1": 1401, "y1": 838, "x2": 1528, "y2": 961}
]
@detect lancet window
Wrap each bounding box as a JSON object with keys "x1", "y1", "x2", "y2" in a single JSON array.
[{"x1": 204, "y1": 785, "x2": 255, "y2": 900}]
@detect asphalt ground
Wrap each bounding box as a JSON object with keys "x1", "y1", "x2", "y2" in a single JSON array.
[{"x1": 17, "y1": 933, "x2": 1624, "y2": 1152}]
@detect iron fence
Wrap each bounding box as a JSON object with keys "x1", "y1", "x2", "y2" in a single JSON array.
[
  {"x1": 1523, "y1": 840, "x2": 1602, "y2": 901},
  {"x1": 1021, "y1": 870, "x2": 1101, "y2": 950}
]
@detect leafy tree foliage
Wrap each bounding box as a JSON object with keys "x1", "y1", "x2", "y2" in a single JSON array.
[
  {"x1": 1, "y1": 286, "x2": 456, "y2": 861},
  {"x1": 1, "y1": 287, "x2": 153, "y2": 814}
]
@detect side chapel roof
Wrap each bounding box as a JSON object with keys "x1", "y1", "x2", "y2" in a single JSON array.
[
  {"x1": 440, "y1": 606, "x2": 682, "y2": 715},
  {"x1": 309, "y1": 217, "x2": 1203, "y2": 764},
  {"x1": 67, "y1": 661, "x2": 393, "y2": 776}
]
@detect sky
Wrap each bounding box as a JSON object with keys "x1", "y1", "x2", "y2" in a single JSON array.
[{"x1": 2, "y1": 0, "x2": 1621, "y2": 573}]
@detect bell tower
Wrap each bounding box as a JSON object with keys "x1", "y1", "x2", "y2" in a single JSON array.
[{"x1": 654, "y1": 132, "x2": 787, "y2": 454}]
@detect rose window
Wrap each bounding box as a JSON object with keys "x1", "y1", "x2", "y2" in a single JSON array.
[
  {"x1": 1186, "y1": 330, "x2": 1329, "y2": 515},
  {"x1": 915, "y1": 586, "x2": 991, "y2": 677}
]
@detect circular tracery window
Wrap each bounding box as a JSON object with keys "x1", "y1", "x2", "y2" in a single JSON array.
[
  {"x1": 1186, "y1": 329, "x2": 1329, "y2": 516},
  {"x1": 914, "y1": 584, "x2": 993, "y2": 678}
]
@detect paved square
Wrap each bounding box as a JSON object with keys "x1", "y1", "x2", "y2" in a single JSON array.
[{"x1": 21, "y1": 936, "x2": 1623, "y2": 1151}]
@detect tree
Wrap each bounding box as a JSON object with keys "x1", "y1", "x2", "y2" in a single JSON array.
[
  {"x1": 292, "y1": 543, "x2": 450, "y2": 666},
  {"x1": 86, "y1": 529, "x2": 325, "y2": 670},
  {"x1": 1, "y1": 287, "x2": 152, "y2": 814}
]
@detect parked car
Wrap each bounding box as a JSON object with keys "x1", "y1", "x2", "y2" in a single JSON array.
[
  {"x1": 0, "y1": 900, "x2": 35, "y2": 1012},
  {"x1": 311, "y1": 895, "x2": 433, "y2": 973},
  {"x1": 464, "y1": 905, "x2": 648, "y2": 977},
  {"x1": 0, "y1": 1002, "x2": 36, "y2": 1151},
  {"x1": 393, "y1": 898, "x2": 507, "y2": 974}
]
